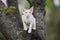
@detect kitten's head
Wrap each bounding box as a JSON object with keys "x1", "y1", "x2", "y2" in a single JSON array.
[{"x1": 21, "y1": 7, "x2": 33, "y2": 16}]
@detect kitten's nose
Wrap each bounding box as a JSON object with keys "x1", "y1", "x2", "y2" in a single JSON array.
[
  {"x1": 26, "y1": 14, "x2": 29, "y2": 16},
  {"x1": 27, "y1": 16, "x2": 29, "y2": 18}
]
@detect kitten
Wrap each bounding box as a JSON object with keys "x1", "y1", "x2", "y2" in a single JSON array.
[{"x1": 21, "y1": 7, "x2": 36, "y2": 33}]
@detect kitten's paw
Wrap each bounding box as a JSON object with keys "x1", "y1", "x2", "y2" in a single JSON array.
[
  {"x1": 33, "y1": 27, "x2": 36, "y2": 30},
  {"x1": 28, "y1": 30, "x2": 31, "y2": 33}
]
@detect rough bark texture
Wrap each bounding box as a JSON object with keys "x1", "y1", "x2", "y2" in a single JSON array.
[
  {"x1": 0, "y1": 0, "x2": 21, "y2": 40},
  {"x1": 0, "y1": 0, "x2": 45, "y2": 40},
  {"x1": 27, "y1": 0, "x2": 45, "y2": 40}
]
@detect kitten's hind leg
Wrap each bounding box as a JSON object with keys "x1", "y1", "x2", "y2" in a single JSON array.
[{"x1": 32, "y1": 19, "x2": 36, "y2": 30}]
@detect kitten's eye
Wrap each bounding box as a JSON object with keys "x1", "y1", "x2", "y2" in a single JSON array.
[
  {"x1": 25, "y1": 12, "x2": 27, "y2": 13},
  {"x1": 29, "y1": 12, "x2": 31, "y2": 13}
]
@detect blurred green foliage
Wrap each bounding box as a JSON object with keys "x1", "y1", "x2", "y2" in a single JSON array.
[
  {"x1": 46, "y1": 0, "x2": 60, "y2": 40},
  {"x1": 46, "y1": 0, "x2": 52, "y2": 7},
  {"x1": 2, "y1": 6, "x2": 16, "y2": 15},
  {"x1": 0, "y1": 32, "x2": 6, "y2": 40}
]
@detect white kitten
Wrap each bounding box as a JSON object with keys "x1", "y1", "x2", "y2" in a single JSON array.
[{"x1": 21, "y1": 7, "x2": 36, "y2": 33}]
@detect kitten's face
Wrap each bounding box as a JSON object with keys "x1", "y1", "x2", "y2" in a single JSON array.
[{"x1": 22, "y1": 7, "x2": 33, "y2": 17}]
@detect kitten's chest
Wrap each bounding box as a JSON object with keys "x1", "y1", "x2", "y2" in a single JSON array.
[
  {"x1": 24, "y1": 16, "x2": 30, "y2": 26},
  {"x1": 24, "y1": 16, "x2": 30, "y2": 23}
]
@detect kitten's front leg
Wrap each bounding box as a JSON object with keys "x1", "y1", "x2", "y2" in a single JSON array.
[
  {"x1": 23, "y1": 22, "x2": 28, "y2": 31},
  {"x1": 28, "y1": 23, "x2": 32, "y2": 33},
  {"x1": 22, "y1": 16, "x2": 28, "y2": 31}
]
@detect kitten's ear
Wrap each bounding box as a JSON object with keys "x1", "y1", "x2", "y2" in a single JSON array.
[
  {"x1": 30, "y1": 6, "x2": 34, "y2": 13},
  {"x1": 21, "y1": 8, "x2": 26, "y2": 12}
]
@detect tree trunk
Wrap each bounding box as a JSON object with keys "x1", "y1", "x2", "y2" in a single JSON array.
[
  {"x1": 0, "y1": 0, "x2": 45, "y2": 40},
  {"x1": 0, "y1": 0, "x2": 21, "y2": 40},
  {"x1": 27, "y1": 0, "x2": 45, "y2": 40}
]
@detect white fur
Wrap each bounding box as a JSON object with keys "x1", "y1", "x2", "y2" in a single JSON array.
[
  {"x1": 21, "y1": 7, "x2": 36, "y2": 33},
  {"x1": 1, "y1": 0, "x2": 7, "y2": 6}
]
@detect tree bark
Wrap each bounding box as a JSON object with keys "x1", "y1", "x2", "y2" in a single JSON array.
[
  {"x1": 0, "y1": 0, "x2": 21, "y2": 40},
  {"x1": 0, "y1": 0, "x2": 45, "y2": 40},
  {"x1": 27, "y1": 0, "x2": 45, "y2": 40}
]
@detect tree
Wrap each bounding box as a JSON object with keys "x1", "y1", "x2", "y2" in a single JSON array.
[{"x1": 0, "y1": 0, "x2": 45, "y2": 40}]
